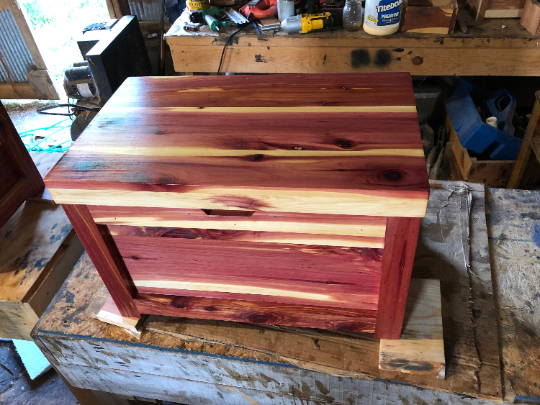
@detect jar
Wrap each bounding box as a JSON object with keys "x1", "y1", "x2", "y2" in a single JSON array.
[
  {"x1": 278, "y1": 0, "x2": 295, "y2": 22},
  {"x1": 343, "y1": 0, "x2": 363, "y2": 31}
]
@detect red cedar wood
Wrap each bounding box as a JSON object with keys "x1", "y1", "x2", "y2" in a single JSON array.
[
  {"x1": 114, "y1": 235, "x2": 382, "y2": 310},
  {"x1": 107, "y1": 225, "x2": 385, "y2": 248},
  {"x1": 89, "y1": 205, "x2": 387, "y2": 230},
  {"x1": 374, "y1": 217, "x2": 422, "y2": 339},
  {"x1": 105, "y1": 73, "x2": 417, "y2": 108},
  {"x1": 0, "y1": 101, "x2": 44, "y2": 228},
  {"x1": 44, "y1": 73, "x2": 428, "y2": 204},
  {"x1": 134, "y1": 294, "x2": 377, "y2": 333},
  {"x1": 62, "y1": 205, "x2": 140, "y2": 318}
]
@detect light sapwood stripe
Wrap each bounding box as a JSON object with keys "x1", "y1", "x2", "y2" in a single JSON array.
[
  {"x1": 48, "y1": 187, "x2": 429, "y2": 217},
  {"x1": 133, "y1": 280, "x2": 376, "y2": 304},
  {"x1": 99, "y1": 217, "x2": 386, "y2": 238},
  {"x1": 163, "y1": 106, "x2": 417, "y2": 113},
  {"x1": 106, "y1": 226, "x2": 385, "y2": 248},
  {"x1": 71, "y1": 146, "x2": 424, "y2": 158}
]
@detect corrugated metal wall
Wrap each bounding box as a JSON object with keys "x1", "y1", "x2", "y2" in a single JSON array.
[
  {"x1": 128, "y1": 0, "x2": 163, "y2": 21},
  {"x1": 0, "y1": 9, "x2": 36, "y2": 83}
]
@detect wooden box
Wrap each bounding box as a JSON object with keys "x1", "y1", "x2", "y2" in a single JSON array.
[
  {"x1": 45, "y1": 73, "x2": 430, "y2": 339},
  {"x1": 446, "y1": 116, "x2": 515, "y2": 188}
]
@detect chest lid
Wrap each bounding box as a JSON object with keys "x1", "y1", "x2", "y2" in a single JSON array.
[{"x1": 45, "y1": 73, "x2": 429, "y2": 217}]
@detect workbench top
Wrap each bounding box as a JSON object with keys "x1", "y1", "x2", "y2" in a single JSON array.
[
  {"x1": 164, "y1": 12, "x2": 540, "y2": 76},
  {"x1": 33, "y1": 181, "x2": 540, "y2": 404}
]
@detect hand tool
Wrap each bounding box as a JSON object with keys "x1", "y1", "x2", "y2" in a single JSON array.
[{"x1": 281, "y1": 12, "x2": 333, "y2": 33}]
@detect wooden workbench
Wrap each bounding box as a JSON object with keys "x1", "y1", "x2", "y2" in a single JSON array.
[
  {"x1": 31, "y1": 181, "x2": 540, "y2": 404},
  {"x1": 165, "y1": 12, "x2": 540, "y2": 76}
]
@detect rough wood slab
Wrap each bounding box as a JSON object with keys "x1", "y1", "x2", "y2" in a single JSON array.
[
  {"x1": 33, "y1": 181, "x2": 503, "y2": 402},
  {"x1": 44, "y1": 74, "x2": 429, "y2": 218},
  {"x1": 379, "y1": 279, "x2": 445, "y2": 376},
  {"x1": 486, "y1": 188, "x2": 540, "y2": 402}
]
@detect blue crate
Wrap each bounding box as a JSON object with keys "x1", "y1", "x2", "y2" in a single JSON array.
[{"x1": 446, "y1": 81, "x2": 521, "y2": 161}]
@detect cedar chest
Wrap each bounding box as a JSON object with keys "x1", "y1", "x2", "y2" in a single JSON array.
[{"x1": 45, "y1": 73, "x2": 429, "y2": 339}]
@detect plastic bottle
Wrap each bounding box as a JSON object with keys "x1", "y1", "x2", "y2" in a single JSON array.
[
  {"x1": 343, "y1": 0, "x2": 363, "y2": 31},
  {"x1": 363, "y1": 0, "x2": 402, "y2": 35}
]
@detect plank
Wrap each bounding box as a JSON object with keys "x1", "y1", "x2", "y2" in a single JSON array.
[
  {"x1": 486, "y1": 188, "x2": 540, "y2": 401},
  {"x1": 88, "y1": 288, "x2": 142, "y2": 339},
  {"x1": 447, "y1": 116, "x2": 514, "y2": 188},
  {"x1": 44, "y1": 74, "x2": 430, "y2": 218},
  {"x1": 402, "y1": 3, "x2": 458, "y2": 34},
  {"x1": 108, "y1": 224, "x2": 384, "y2": 248},
  {"x1": 32, "y1": 182, "x2": 505, "y2": 401},
  {"x1": 0, "y1": 101, "x2": 44, "y2": 229},
  {"x1": 521, "y1": 0, "x2": 540, "y2": 35},
  {"x1": 0, "y1": 83, "x2": 40, "y2": 99},
  {"x1": 90, "y1": 206, "x2": 387, "y2": 239},
  {"x1": 62, "y1": 205, "x2": 140, "y2": 318},
  {"x1": 379, "y1": 279, "x2": 445, "y2": 377},
  {"x1": 115, "y1": 235, "x2": 382, "y2": 310},
  {"x1": 508, "y1": 91, "x2": 540, "y2": 188},
  {"x1": 135, "y1": 293, "x2": 377, "y2": 333},
  {"x1": 0, "y1": 201, "x2": 83, "y2": 340},
  {"x1": 374, "y1": 217, "x2": 421, "y2": 339}
]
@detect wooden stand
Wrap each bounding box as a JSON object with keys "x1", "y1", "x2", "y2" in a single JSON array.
[{"x1": 34, "y1": 181, "x2": 521, "y2": 403}]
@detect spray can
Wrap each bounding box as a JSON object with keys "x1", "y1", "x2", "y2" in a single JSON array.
[{"x1": 363, "y1": 0, "x2": 402, "y2": 35}]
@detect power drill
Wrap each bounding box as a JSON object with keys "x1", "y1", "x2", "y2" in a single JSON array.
[{"x1": 281, "y1": 12, "x2": 333, "y2": 34}]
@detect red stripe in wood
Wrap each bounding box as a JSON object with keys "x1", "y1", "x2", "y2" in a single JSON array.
[
  {"x1": 108, "y1": 73, "x2": 416, "y2": 108},
  {"x1": 134, "y1": 293, "x2": 377, "y2": 333},
  {"x1": 374, "y1": 217, "x2": 421, "y2": 339}
]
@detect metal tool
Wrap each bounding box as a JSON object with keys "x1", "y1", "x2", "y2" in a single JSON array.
[
  {"x1": 224, "y1": 8, "x2": 249, "y2": 25},
  {"x1": 281, "y1": 12, "x2": 333, "y2": 34}
]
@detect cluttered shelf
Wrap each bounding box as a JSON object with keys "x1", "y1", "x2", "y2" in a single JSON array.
[{"x1": 165, "y1": 11, "x2": 540, "y2": 75}]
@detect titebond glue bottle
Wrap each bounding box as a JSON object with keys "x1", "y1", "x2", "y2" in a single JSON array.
[{"x1": 363, "y1": 0, "x2": 402, "y2": 35}]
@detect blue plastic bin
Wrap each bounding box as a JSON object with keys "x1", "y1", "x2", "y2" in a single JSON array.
[{"x1": 446, "y1": 81, "x2": 521, "y2": 161}]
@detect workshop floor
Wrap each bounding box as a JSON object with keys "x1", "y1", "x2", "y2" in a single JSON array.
[{"x1": 0, "y1": 340, "x2": 78, "y2": 405}]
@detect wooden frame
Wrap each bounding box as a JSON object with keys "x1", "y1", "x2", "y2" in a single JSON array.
[
  {"x1": 62, "y1": 205, "x2": 421, "y2": 338},
  {"x1": 0, "y1": 101, "x2": 44, "y2": 229},
  {"x1": 0, "y1": 0, "x2": 59, "y2": 99}
]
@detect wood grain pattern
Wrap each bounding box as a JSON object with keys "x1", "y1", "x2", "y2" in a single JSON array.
[
  {"x1": 402, "y1": 2, "x2": 458, "y2": 34},
  {"x1": 108, "y1": 225, "x2": 385, "y2": 248},
  {"x1": 379, "y1": 279, "x2": 445, "y2": 376},
  {"x1": 0, "y1": 101, "x2": 44, "y2": 228},
  {"x1": 92, "y1": 205, "x2": 387, "y2": 248},
  {"x1": 114, "y1": 235, "x2": 382, "y2": 311},
  {"x1": 135, "y1": 293, "x2": 377, "y2": 333},
  {"x1": 45, "y1": 74, "x2": 429, "y2": 218},
  {"x1": 374, "y1": 217, "x2": 421, "y2": 339},
  {"x1": 521, "y1": 0, "x2": 540, "y2": 36},
  {"x1": 62, "y1": 205, "x2": 140, "y2": 318}
]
